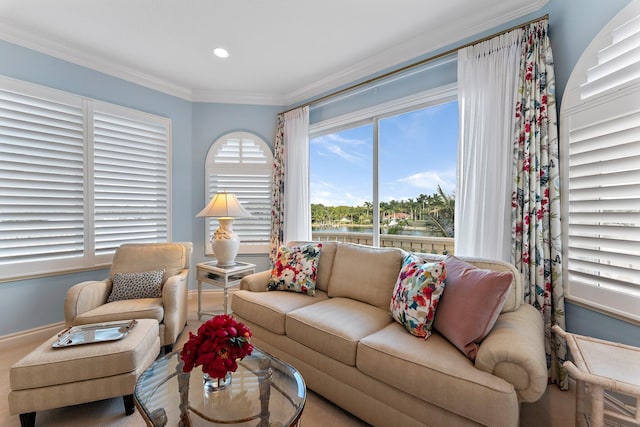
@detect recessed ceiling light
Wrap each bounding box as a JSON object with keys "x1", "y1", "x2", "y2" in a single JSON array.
[{"x1": 213, "y1": 48, "x2": 229, "y2": 58}]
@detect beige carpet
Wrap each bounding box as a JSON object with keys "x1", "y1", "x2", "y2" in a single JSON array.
[{"x1": 1, "y1": 290, "x2": 575, "y2": 426}]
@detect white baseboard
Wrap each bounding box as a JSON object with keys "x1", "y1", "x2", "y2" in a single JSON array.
[{"x1": 0, "y1": 321, "x2": 65, "y2": 351}]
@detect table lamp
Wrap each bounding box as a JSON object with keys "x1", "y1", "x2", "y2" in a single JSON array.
[{"x1": 197, "y1": 191, "x2": 251, "y2": 266}]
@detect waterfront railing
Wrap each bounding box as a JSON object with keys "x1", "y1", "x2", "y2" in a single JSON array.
[{"x1": 311, "y1": 231, "x2": 454, "y2": 255}]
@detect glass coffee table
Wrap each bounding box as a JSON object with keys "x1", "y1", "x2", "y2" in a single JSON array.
[{"x1": 134, "y1": 347, "x2": 306, "y2": 426}]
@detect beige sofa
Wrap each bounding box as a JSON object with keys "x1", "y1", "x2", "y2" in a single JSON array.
[
  {"x1": 231, "y1": 241, "x2": 548, "y2": 427},
  {"x1": 64, "y1": 242, "x2": 192, "y2": 352}
]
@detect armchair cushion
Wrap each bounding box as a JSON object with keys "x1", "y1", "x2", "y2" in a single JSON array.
[
  {"x1": 107, "y1": 269, "x2": 164, "y2": 302},
  {"x1": 73, "y1": 298, "x2": 164, "y2": 325}
]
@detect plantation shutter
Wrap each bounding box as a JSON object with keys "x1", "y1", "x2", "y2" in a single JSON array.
[
  {"x1": 563, "y1": 4, "x2": 640, "y2": 321},
  {"x1": 93, "y1": 104, "x2": 170, "y2": 257},
  {"x1": 0, "y1": 84, "x2": 85, "y2": 277},
  {"x1": 205, "y1": 132, "x2": 272, "y2": 253},
  {"x1": 0, "y1": 77, "x2": 172, "y2": 281}
]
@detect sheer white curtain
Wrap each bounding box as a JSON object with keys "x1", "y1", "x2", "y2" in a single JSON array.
[
  {"x1": 283, "y1": 106, "x2": 311, "y2": 242},
  {"x1": 456, "y1": 31, "x2": 522, "y2": 261}
]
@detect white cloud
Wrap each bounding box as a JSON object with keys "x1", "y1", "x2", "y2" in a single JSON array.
[
  {"x1": 313, "y1": 134, "x2": 365, "y2": 146},
  {"x1": 396, "y1": 169, "x2": 456, "y2": 194},
  {"x1": 325, "y1": 144, "x2": 362, "y2": 163},
  {"x1": 311, "y1": 134, "x2": 367, "y2": 163}
]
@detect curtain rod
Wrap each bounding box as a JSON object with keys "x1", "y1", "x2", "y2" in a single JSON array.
[{"x1": 281, "y1": 13, "x2": 549, "y2": 115}]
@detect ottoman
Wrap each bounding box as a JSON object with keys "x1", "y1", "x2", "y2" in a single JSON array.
[{"x1": 8, "y1": 318, "x2": 160, "y2": 427}]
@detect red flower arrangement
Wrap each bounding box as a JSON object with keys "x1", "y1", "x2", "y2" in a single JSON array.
[{"x1": 180, "y1": 314, "x2": 253, "y2": 379}]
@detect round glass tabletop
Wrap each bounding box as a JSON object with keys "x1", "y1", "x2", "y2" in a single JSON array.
[{"x1": 134, "y1": 347, "x2": 306, "y2": 426}]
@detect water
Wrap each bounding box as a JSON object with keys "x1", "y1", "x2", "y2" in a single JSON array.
[{"x1": 312, "y1": 225, "x2": 434, "y2": 237}]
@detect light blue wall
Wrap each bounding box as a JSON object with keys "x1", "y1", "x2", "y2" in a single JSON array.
[
  {"x1": 1, "y1": 0, "x2": 638, "y2": 344},
  {"x1": 310, "y1": 58, "x2": 457, "y2": 124}
]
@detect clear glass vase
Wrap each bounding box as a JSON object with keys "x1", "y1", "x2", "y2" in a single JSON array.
[{"x1": 203, "y1": 372, "x2": 232, "y2": 392}]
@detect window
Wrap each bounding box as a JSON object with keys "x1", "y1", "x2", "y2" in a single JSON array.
[
  {"x1": 310, "y1": 84, "x2": 457, "y2": 253},
  {"x1": 561, "y1": 3, "x2": 640, "y2": 322},
  {"x1": 204, "y1": 132, "x2": 272, "y2": 254},
  {"x1": 310, "y1": 123, "x2": 373, "y2": 239},
  {"x1": 0, "y1": 77, "x2": 171, "y2": 281}
]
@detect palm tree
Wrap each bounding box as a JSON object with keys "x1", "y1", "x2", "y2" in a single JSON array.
[{"x1": 425, "y1": 185, "x2": 455, "y2": 237}]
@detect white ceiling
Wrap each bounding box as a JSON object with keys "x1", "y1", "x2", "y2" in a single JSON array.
[{"x1": 0, "y1": 0, "x2": 547, "y2": 105}]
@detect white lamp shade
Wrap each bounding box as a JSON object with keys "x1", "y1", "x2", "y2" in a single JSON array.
[{"x1": 197, "y1": 191, "x2": 251, "y2": 218}]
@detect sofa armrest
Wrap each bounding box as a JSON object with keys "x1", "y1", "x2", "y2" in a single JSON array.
[
  {"x1": 239, "y1": 270, "x2": 271, "y2": 292},
  {"x1": 474, "y1": 304, "x2": 548, "y2": 403},
  {"x1": 64, "y1": 279, "x2": 111, "y2": 326},
  {"x1": 162, "y1": 268, "x2": 189, "y2": 345}
]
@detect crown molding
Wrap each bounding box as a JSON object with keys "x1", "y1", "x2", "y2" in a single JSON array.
[
  {"x1": 190, "y1": 88, "x2": 286, "y2": 105},
  {"x1": 0, "y1": 20, "x2": 193, "y2": 101}
]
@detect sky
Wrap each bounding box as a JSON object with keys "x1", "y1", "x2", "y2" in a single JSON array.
[{"x1": 310, "y1": 100, "x2": 459, "y2": 207}]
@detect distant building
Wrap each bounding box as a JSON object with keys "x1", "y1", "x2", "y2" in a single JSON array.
[{"x1": 387, "y1": 213, "x2": 410, "y2": 220}]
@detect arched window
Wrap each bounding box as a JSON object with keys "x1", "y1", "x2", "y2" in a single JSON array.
[
  {"x1": 561, "y1": 1, "x2": 640, "y2": 322},
  {"x1": 204, "y1": 132, "x2": 273, "y2": 255}
]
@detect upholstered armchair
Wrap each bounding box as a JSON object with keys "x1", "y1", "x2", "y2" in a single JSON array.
[{"x1": 64, "y1": 242, "x2": 192, "y2": 352}]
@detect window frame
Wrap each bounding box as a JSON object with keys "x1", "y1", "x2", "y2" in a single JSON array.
[
  {"x1": 309, "y1": 83, "x2": 457, "y2": 247},
  {"x1": 0, "y1": 76, "x2": 172, "y2": 281},
  {"x1": 203, "y1": 131, "x2": 273, "y2": 255}
]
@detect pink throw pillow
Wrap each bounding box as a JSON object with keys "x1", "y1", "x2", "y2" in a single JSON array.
[{"x1": 433, "y1": 255, "x2": 513, "y2": 360}]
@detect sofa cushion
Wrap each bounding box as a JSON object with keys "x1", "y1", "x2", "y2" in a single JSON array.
[
  {"x1": 268, "y1": 243, "x2": 322, "y2": 296},
  {"x1": 434, "y1": 255, "x2": 512, "y2": 360},
  {"x1": 357, "y1": 322, "x2": 518, "y2": 426},
  {"x1": 286, "y1": 297, "x2": 392, "y2": 366},
  {"x1": 328, "y1": 243, "x2": 404, "y2": 309},
  {"x1": 73, "y1": 298, "x2": 164, "y2": 325},
  {"x1": 231, "y1": 289, "x2": 329, "y2": 335},
  {"x1": 107, "y1": 269, "x2": 164, "y2": 302},
  {"x1": 390, "y1": 254, "x2": 447, "y2": 339},
  {"x1": 288, "y1": 241, "x2": 337, "y2": 292}
]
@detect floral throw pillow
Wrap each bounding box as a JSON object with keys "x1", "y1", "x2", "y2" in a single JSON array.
[
  {"x1": 267, "y1": 243, "x2": 322, "y2": 296},
  {"x1": 390, "y1": 253, "x2": 447, "y2": 339},
  {"x1": 107, "y1": 269, "x2": 165, "y2": 302}
]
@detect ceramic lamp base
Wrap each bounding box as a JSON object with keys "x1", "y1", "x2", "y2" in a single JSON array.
[{"x1": 212, "y1": 218, "x2": 240, "y2": 267}]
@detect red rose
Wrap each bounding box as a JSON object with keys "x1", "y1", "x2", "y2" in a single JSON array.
[{"x1": 180, "y1": 314, "x2": 253, "y2": 379}]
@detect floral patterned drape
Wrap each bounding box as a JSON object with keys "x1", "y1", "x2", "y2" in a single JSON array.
[
  {"x1": 270, "y1": 113, "x2": 285, "y2": 266},
  {"x1": 511, "y1": 19, "x2": 567, "y2": 390}
]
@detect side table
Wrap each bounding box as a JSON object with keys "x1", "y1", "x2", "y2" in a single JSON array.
[
  {"x1": 553, "y1": 325, "x2": 640, "y2": 427},
  {"x1": 196, "y1": 261, "x2": 256, "y2": 319}
]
